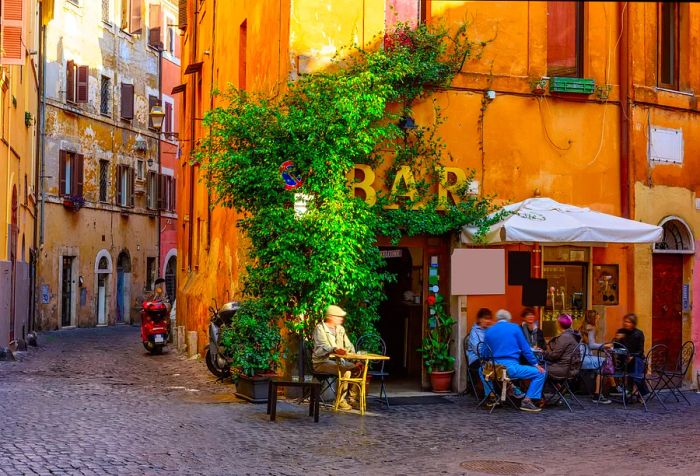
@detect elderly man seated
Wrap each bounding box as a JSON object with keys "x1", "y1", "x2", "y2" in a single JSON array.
[{"x1": 312, "y1": 305, "x2": 362, "y2": 411}]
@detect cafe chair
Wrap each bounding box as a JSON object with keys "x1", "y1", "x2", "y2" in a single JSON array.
[
  {"x1": 476, "y1": 342, "x2": 520, "y2": 414},
  {"x1": 642, "y1": 344, "x2": 669, "y2": 411},
  {"x1": 661, "y1": 341, "x2": 695, "y2": 406},
  {"x1": 463, "y1": 334, "x2": 483, "y2": 400},
  {"x1": 356, "y1": 334, "x2": 390, "y2": 408},
  {"x1": 302, "y1": 341, "x2": 337, "y2": 405},
  {"x1": 544, "y1": 343, "x2": 586, "y2": 412}
]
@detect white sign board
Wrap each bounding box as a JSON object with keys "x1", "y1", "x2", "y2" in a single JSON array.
[
  {"x1": 649, "y1": 126, "x2": 683, "y2": 164},
  {"x1": 450, "y1": 248, "x2": 505, "y2": 295}
]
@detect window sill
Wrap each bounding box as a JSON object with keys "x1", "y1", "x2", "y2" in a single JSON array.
[
  {"x1": 655, "y1": 87, "x2": 695, "y2": 97},
  {"x1": 100, "y1": 111, "x2": 112, "y2": 118}
]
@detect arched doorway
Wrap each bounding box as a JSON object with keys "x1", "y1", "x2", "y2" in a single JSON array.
[
  {"x1": 116, "y1": 251, "x2": 131, "y2": 324},
  {"x1": 95, "y1": 250, "x2": 113, "y2": 326},
  {"x1": 652, "y1": 217, "x2": 694, "y2": 359},
  {"x1": 9, "y1": 186, "x2": 18, "y2": 341},
  {"x1": 164, "y1": 255, "x2": 177, "y2": 302}
]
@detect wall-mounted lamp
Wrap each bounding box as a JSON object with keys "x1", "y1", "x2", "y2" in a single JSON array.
[
  {"x1": 134, "y1": 134, "x2": 148, "y2": 152},
  {"x1": 485, "y1": 89, "x2": 496, "y2": 100},
  {"x1": 149, "y1": 105, "x2": 166, "y2": 131},
  {"x1": 147, "y1": 158, "x2": 154, "y2": 167}
]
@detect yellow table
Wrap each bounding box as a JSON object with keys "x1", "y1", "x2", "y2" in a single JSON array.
[{"x1": 330, "y1": 352, "x2": 390, "y2": 415}]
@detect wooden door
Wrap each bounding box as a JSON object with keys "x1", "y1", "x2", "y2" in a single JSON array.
[{"x1": 652, "y1": 254, "x2": 683, "y2": 358}]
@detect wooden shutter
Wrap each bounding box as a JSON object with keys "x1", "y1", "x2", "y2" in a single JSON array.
[
  {"x1": 171, "y1": 178, "x2": 176, "y2": 212},
  {"x1": 76, "y1": 66, "x2": 89, "y2": 103},
  {"x1": 66, "y1": 60, "x2": 76, "y2": 103},
  {"x1": 130, "y1": 0, "x2": 142, "y2": 34},
  {"x1": 0, "y1": 0, "x2": 25, "y2": 65},
  {"x1": 59, "y1": 150, "x2": 67, "y2": 196},
  {"x1": 116, "y1": 165, "x2": 123, "y2": 205},
  {"x1": 157, "y1": 174, "x2": 164, "y2": 210},
  {"x1": 120, "y1": 83, "x2": 134, "y2": 119},
  {"x1": 149, "y1": 3, "x2": 162, "y2": 47},
  {"x1": 148, "y1": 27, "x2": 162, "y2": 49},
  {"x1": 178, "y1": 0, "x2": 188, "y2": 30},
  {"x1": 164, "y1": 102, "x2": 173, "y2": 133},
  {"x1": 129, "y1": 167, "x2": 135, "y2": 207},
  {"x1": 74, "y1": 154, "x2": 84, "y2": 197}
]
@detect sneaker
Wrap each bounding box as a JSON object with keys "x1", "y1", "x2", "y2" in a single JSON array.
[
  {"x1": 519, "y1": 399, "x2": 542, "y2": 413},
  {"x1": 593, "y1": 396, "x2": 612, "y2": 405},
  {"x1": 508, "y1": 387, "x2": 525, "y2": 400},
  {"x1": 485, "y1": 396, "x2": 499, "y2": 408},
  {"x1": 337, "y1": 400, "x2": 352, "y2": 411},
  {"x1": 609, "y1": 386, "x2": 624, "y2": 396}
]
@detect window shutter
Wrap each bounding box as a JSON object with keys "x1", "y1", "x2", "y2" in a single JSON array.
[
  {"x1": 59, "y1": 150, "x2": 67, "y2": 196},
  {"x1": 171, "y1": 178, "x2": 176, "y2": 211},
  {"x1": 178, "y1": 0, "x2": 188, "y2": 30},
  {"x1": 120, "y1": 83, "x2": 134, "y2": 119},
  {"x1": 130, "y1": 0, "x2": 142, "y2": 34},
  {"x1": 129, "y1": 167, "x2": 135, "y2": 207},
  {"x1": 149, "y1": 3, "x2": 162, "y2": 47},
  {"x1": 75, "y1": 154, "x2": 84, "y2": 197},
  {"x1": 76, "y1": 66, "x2": 89, "y2": 103},
  {"x1": 164, "y1": 102, "x2": 173, "y2": 133},
  {"x1": 148, "y1": 27, "x2": 162, "y2": 49},
  {"x1": 116, "y1": 165, "x2": 123, "y2": 205},
  {"x1": 0, "y1": 0, "x2": 25, "y2": 65},
  {"x1": 66, "y1": 60, "x2": 76, "y2": 103},
  {"x1": 157, "y1": 174, "x2": 164, "y2": 210}
]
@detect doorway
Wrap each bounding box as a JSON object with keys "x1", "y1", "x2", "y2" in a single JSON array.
[
  {"x1": 61, "y1": 256, "x2": 75, "y2": 327},
  {"x1": 164, "y1": 256, "x2": 177, "y2": 302},
  {"x1": 652, "y1": 254, "x2": 683, "y2": 358},
  {"x1": 116, "y1": 251, "x2": 131, "y2": 323}
]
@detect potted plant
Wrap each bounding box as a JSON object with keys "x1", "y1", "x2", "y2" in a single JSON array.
[
  {"x1": 220, "y1": 299, "x2": 281, "y2": 403},
  {"x1": 418, "y1": 294, "x2": 456, "y2": 392},
  {"x1": 62, "y1": 194, "x2": 85, "y2": 211}
]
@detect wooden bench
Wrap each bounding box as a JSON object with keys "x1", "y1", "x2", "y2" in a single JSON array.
[{"x1": 266, "y1": 380, "x2": 321, "y2": 423}]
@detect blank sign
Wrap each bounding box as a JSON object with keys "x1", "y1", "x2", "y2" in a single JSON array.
[{"x1": 451, "y1": 249, "x2": 505, "y2": 295}]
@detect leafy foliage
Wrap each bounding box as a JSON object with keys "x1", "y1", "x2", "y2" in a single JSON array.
[
  {"x1": 197, "y1": 22, "x2": 501, "y2": 350},
  {"x1": 417, "y1": 294, "x2": 456, "y2": 373}
]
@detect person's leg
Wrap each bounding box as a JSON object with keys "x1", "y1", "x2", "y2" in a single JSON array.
[{"x1": 502, "y1": 362, "x2": 546, "y2": 400}]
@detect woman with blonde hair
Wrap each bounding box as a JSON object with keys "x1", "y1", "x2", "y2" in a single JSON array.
[{"x1": 579, "y1": 310, "x2": 611, "y2": 404}]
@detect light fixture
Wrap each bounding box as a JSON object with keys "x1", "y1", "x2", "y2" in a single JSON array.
[
  {"x1": 149, "y1": 105, "x2": 166, "y2": 131},
  {"x1": 398, "y1": 116, "x2": 417, "y2": 131},
  {"x1": 134, "y1": 134, "x2": 148, "y2": 152},
  {"x1": 147, "y1": 158, "x2": 154, "y2": 167}
]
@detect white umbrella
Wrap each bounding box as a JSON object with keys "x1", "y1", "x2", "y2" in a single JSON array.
[{"x1": 461, "y1": 197, "x2": 663, "y2": 245}]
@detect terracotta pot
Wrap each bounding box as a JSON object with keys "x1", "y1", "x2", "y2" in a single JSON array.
[{"x1": 429, "y1": 370, "x2": 454, "y2": 393}]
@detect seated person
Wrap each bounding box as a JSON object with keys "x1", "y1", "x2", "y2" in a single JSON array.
[
  {"x1": 467, "y1": 308, "x2": 493, "y2": 394},
  {"x1": 520, "y1": 307, "x2": 546, "y2": 349},
  {"x1": 483, "y1": 309, "x2": 547, "y2": 413},
  {"x1": 578, "y1": 310, "x2": 611, "y2": 404},
  {"x1": 312, "y1": 305, "x2": 362, "y2": 411},
  {"x1": 614, "y1": 313, "x2": 647, "y2": 397},
  {"x1": 543, "y1": 314, "x2": 582, "y2": 379}
]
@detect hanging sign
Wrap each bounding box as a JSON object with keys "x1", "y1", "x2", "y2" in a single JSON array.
[{"x1": 280, "y1": 161, "x2": 303, "y2": 190}]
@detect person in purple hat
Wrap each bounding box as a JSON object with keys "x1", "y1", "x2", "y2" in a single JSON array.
[{"x1": 543, "y1": 314, "x2": 582, "y2": 379}]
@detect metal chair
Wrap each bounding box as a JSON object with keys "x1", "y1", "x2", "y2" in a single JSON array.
[
  {"x1": 642, "y1": 344, "x2": 669, "y2": 410},
  {"x1": 661, "y1": 341, "x2": 695, "y2": 406},
  {"x1": 301, "y1": 341, "x2": 337, "y2": 405},
  {"x1": 476, "y1": 342, "x2": 520, "y2": 413},
  {"x1": 356, "y1": 334, "x2": 390, "y2": 408},
  {"x1": 544, "y1": 343, "x2": 586, "y2": 412},
  {"x1": 598, "y1": 341, "x2": 632, "y2": 409},
  {"x1": 463, "y1": 333, "x2": 483, "y2": 400}
]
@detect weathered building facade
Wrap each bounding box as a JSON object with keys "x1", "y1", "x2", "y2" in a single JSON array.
[
  {"x1": 37, "y1": 0, "x2": 171, "y2": 330},
  {"x1": 0, "y1": 0, "x2": 43, "y2": 346},
  {"x1": 177, "y1": 1, "x2": 700, "y2": 389}
]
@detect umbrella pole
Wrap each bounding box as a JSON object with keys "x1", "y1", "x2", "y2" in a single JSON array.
[{"x1": 533, "y1": 243, "x2": 542, "y2": 322}]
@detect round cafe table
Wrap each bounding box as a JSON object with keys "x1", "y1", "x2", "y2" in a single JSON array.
[{"x1": 330, "y1": 352, "x2": 390, "y2": 415}]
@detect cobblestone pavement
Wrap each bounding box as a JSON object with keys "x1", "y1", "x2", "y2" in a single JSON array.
[{"x1": 1, "y1": 326, "x2": 700, "y2": 476}]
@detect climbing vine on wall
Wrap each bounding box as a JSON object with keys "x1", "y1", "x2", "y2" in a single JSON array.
[{"x1": 196, "y1": 22, "x2": 502, "y2": 341}]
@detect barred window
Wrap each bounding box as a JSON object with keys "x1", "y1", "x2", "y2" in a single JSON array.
[
  {"x1": 100, "y1": 76, "x2": 111, "y2": 116},
  {"x1": 99, "y1": 160, "x2": 109, "y2": 202}
]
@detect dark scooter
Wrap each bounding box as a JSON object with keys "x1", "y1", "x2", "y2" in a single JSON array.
[{"x1": 205, "y1": 300, "x2": 240, "y2": 379}]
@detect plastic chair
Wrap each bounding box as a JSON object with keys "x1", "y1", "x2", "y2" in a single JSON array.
[
  {"x1": 356, "y1": 334, "x2": 390, "y2": 408},
  {"x1": 662, "y1": 341, "x2": 695, "y2": 406}
]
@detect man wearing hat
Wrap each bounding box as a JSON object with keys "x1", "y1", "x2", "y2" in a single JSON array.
[
  {"x1": 312, "y1": 305, "x2": 362, "y2": 410},
  {"x1": 483, "y1": 309, "x2": 546, "y2": 412}
]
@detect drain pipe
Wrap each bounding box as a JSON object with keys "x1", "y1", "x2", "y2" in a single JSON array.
[{"x1": 619, "y1": 2, "x2": 630, "y2": 219}]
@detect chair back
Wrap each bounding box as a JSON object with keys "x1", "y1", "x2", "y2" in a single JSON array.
[
  {"x1": 572, "y1": 342, "x2": 587, "y2": 375},
  {"x1": 356, "y1": 334, "x2": 387, "y2": 371},
  {"x1": 676, "y1": 341, "x2": 695, "y2": 376},
  {"x1": 645, "y1": 344, "x2": 669, "y2": 376}
]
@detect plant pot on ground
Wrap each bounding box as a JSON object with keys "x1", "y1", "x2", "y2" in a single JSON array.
[
  {"x1": 418, "y1": 294, "x2": 456, "y2": 393},
  {"x1": 220, "y1": 300, "x2": 281, "y2": 404}
]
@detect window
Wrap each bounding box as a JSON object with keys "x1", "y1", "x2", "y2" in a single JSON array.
[
  {"x1": 59, "y1": 151, "x2": 84, "y2": 197},
  {"x1": 102, "y1": 0, "x2": 111, "y2": 23},
  {"x1": 24, "y1": 174, "x2": 28, "y2": 204},
  {"x1": 120, "y1": 83, "x2": 134, "y2": 120},
  {"x1": 136, "y1": 159, "x2": 145, "y2": 180},
  {"x1": 164, "y1": 101, "x2": 173, "y2": 134},
  {"x1": 658, "y1": 2, "x2": 680, "y2": 89},
  {"x1": 99, "y1": 160, "x2": 109, "y2": 202},
  {"x1": 66, "y1": 61, "x2": 89, "y2": 104},
  {"x1": 100, "y1": 75, "x2": 111, "y2": 115},
  {"x1": 168, "y1": 27, "x2": 175, "y2": 55},
  {"x1": 148, "y1": 95, "x2": 160, "y2": 129},
  {"x1": 0, "y1": 0, "x2": 25, "y2": 65},
  {"x1": 162, "y1": 175, "x2": 175, "y2": 211},
  {"x1": 147, "y1": 171, "x2": 158, "y2": 209},
  {"x1": 146, "y1": 257, "x2": 156, "y2": 291},
  {"x1": 239, "y1": 20, "x2": 247, "y2": 90},
  {"x1": 116, "y1": 165, "x2": 134, "y2": 207},
  {"x1": 547, "y1": 2, "x2": 584, "y2": 77},
  {"x1": 121, "y1": 0, "x2": 142, "y2": 34}
]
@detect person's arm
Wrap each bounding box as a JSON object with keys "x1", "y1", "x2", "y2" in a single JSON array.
[
  {"x1": 588, "y1": 328, "x2": 603, "y2": 350},
  {"x1": 312, "y1": 324, "x2": 335, "y2": 360},
  {"x1": 516, "y1": 327, "x2": 539, "y2": 366},
  {"x1": 543, "y1": 336, "x2": 566, "y2": 362}
]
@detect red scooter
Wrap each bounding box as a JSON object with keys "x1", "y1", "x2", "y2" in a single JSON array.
[{"x1": 141, "y1": 287, "x2": 170, "y2": 354}]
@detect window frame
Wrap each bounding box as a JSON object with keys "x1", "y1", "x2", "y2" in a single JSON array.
[
  {"x1": 100, "y1": 75, "x2": 111, "y2": 116},
  {"x1": 99, "y1": 160, "x2": 109, "y2": 203},
  {"x1": 657, "y1": 2, "x2": 680, "y2": 90},
  {"x1": 546, "y1": 1, "x2": 585, "y2": 79}
]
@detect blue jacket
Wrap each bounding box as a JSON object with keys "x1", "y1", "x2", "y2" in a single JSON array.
[
  {"x1": 467, "y1": 323, "x2": 485, "y2": 365},
  {"x1": 484, "y1": 320, "x2": 538, "y2": 366}
]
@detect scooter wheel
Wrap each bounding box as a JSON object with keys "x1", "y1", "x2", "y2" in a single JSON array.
[
  {"x1": 205, "y1": 348, "x2": 227, "y2": 378},
  {"x1": 151, "y1": 345, "x2": 164, "y2": 355}
]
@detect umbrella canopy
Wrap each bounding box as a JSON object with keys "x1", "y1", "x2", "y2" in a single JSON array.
[{"x1": 461, "y1": 197, "x2": 663, "y2": 245}]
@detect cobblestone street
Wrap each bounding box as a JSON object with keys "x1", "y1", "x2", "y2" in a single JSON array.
[{"x1": 1, "y1": 326, "x2": 699, "y2": 475}]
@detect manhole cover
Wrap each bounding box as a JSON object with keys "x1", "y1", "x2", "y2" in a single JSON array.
[{"x1": 460, "y1": 460, "x2": 545, "y2": 475}]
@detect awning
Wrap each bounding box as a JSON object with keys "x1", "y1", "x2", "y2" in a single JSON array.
[{"x1": 461, "y1": 197, "x2": 663, "y2": 245}]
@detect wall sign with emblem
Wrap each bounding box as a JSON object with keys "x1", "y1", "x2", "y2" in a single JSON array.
[{"x1": 592, "y1": 264, "x2": 619, "y2": 306}]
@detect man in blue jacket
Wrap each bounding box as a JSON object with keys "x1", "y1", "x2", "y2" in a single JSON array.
[{"x1": 483, "y1": 309, "x2": 546, "y2": 412}]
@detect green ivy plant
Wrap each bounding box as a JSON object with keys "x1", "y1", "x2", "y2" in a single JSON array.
[
  {"x1": 417, "y1": 294, "x2": 456, "y2": 373},
  {"x1": 197, "y1": 22, "x2": 502, "y2": 346}
]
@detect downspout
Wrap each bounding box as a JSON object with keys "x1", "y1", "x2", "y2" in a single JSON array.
[
  {"x1": 188, "y1": 3, "x2": 198, "y2": 269},
  {"x1": 157, "y1": 47, "x2": 163, "y2": 277},
  {"x1": 35, "y1": 3, "x2": 48, "y2": 331},
  {"x1": 619, "y1": 2, "x2": 630, "y2": 219}
]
